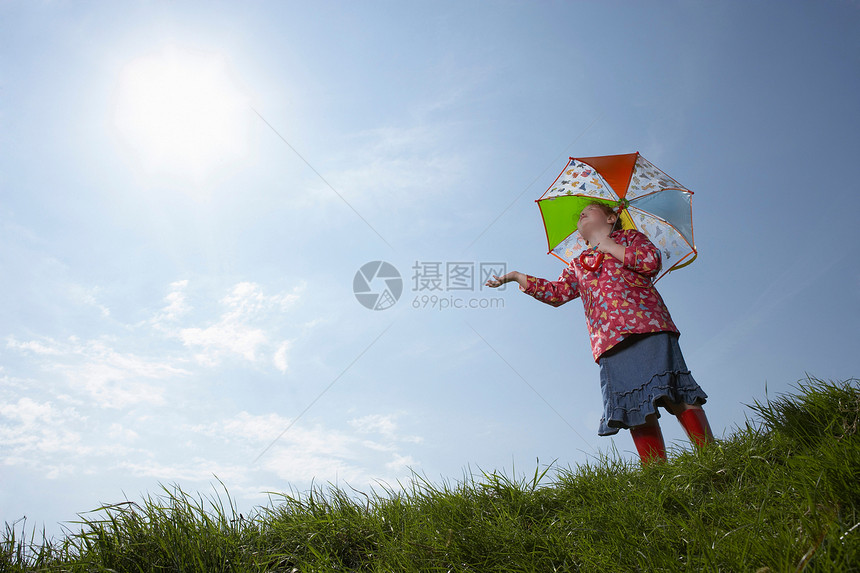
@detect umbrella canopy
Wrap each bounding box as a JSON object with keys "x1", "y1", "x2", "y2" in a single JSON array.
[{"x1": 536, "y1": 152, "x2": 696, "y2": 282}]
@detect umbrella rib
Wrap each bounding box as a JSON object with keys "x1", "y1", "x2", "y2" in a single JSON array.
[{"x1": 627, "y1": 187, "x2": 693, "y2": 202}]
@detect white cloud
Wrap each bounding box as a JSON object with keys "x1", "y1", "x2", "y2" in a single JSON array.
[
  {"x1": 152, "y1": 279, "x2": 190, "y2": 323},
  {"x1": 349, "y1": 413, "x2": 397, "y2": 437},
  {"x1": 273, "y1": 340, "x2": 291, "y2": 373},
  {"x1": 6, "y1": 336, "x2": 187, "y2": 409},
  {"x1": 188, "y1": 410, "x2": 424, "y2": 487},
  {"x1": 67, "y1": 283, "x2": 111, "y2": 318},
  {"x1": 189, "y1": 411, "x2": 291, "y2": 443},
  {"x1": 385, "y1": 453, "x2": 417, "y2": 472},
  {"x1": 0, "y1": 369, "x2": 28, "y2": 391},
  {"x1": 222, "y1": 282, "x2": 300, "y2": 315},
  {"x1": 187, "y1": 413, "x2": 376, "y2": 484},
  {"x1": 0, "y1": 397, "x2": 92, "y2": 477},
  {"x1": 302, "y1": 318, "x2": 328, "y2": 329},
  {"x1": 180, "y1": 323, "x2": 268, "y2": 365},
  {"x1": 262, "y1": 448, "x2": 369, "y2": 485},
  {"x1": 0, "y1": 397, "x2": 77, "y2": 439},
  {"x1": 115, "y1": 457, "x2": 250, "y2": 484},
  {"x1": 1, "y1": 279, "x2": 321, "y2": 486},
  {"x1": 0, "y1": 373, "x2": 149, "y2": 478},
  {"x1": 360, "y1": 439, "x2": 398, "y2": 453},
  {"x1": 108, "y1": 423, "x2": 139, "y2": 442},
  {"x1": 170, "y1": 282, "x2": 302, "y2": 369},
  {"x1": 70, "y1": 347, "x2": 180, "y2": 409},
  {"x1": 6, "y1": 337, "x2": 65, "y2": 356},
  {"x1": 349, "y1": 413, "x2": 423, "y2": 444}
]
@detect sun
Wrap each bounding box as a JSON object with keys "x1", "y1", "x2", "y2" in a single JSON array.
[{"x1": 112, "y1": 46, "x2": 250, "y2": 182}]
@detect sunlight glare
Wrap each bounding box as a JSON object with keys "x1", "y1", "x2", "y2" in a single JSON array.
[{"x1": 113, "y1": 46, "x2": 250, "y2": 182}]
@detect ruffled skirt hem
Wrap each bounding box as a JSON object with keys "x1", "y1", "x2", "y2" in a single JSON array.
[{"x1": 598, "y1": 369, "x2": 708, "y2": 436}]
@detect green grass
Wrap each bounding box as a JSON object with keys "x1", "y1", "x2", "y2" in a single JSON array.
[{"x1": 3, "y1": 375, "x2": 859, "y2": 572}]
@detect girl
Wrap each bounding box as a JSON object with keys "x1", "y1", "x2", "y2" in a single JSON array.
[{"x1": 485, "y1": 202, "x2": 713, "y2": 463}]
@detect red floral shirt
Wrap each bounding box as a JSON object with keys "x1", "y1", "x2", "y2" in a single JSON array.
[{"x1": 520, "y1": 229, "x2": 679, "y2": 362}]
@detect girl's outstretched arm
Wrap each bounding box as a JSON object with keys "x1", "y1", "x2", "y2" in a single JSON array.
[{"x1": 486, "y1": 267, "x2": 580, "y2": 307}]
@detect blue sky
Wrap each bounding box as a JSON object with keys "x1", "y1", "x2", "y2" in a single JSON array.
[{"x1": 2, "y1": 0, "x2": 859, "y2": 538}]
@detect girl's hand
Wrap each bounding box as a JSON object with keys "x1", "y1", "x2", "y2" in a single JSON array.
[
  {"x1": 485, "y1": 273, "x2": 506, "y2": 288},
  {"x1": 593, "y1": 234, "x2": 626, "y2": 263},
  {"x1": 486, "y1": 271, "x2": 527, "y2": 289}
]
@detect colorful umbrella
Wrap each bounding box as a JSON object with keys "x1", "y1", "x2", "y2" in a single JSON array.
[{"x1": 536, "y1": 152, "x2": 696, "y2": 282}]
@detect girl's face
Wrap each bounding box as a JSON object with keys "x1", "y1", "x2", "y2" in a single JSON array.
[{"x1": 578, "y1": 205, "x2": 616, "y2": 239}]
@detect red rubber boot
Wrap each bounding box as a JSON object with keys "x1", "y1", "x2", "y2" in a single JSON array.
[
  {"x1": 678, "y1": 408, "x2": 714, "y2": 448},
  {"x1": 630, "y1": 424, "x2": 667, "y2": 464}
]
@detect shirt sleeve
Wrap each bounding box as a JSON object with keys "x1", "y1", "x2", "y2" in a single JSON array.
[
  {"x1": 622, "y1": 231, "x2": 663, "y2": 278},
  {"x1": 519, "y1": 265, "x2": 580, "y2": 307}
]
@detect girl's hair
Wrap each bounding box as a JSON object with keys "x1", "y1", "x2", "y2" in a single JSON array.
[{"x1": 585, "y1": 201, "x2": 622, "y2": 232}]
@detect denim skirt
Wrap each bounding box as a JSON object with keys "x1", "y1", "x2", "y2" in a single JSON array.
[{"x1": 597, "y1": 331, "x2": 708, "y2": 436}]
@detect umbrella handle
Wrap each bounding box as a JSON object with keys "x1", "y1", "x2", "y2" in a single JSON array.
[{"x1": 579, "y1": 248, "x2": 604, "y2": 272}]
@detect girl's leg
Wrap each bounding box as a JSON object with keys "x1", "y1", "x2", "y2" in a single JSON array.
[
  {"x1": 629, "y1": 414, "x2": 667, "y2": 464},
  {"x1": 664, "y1": 401, "x2": 714, "y2": 448}
]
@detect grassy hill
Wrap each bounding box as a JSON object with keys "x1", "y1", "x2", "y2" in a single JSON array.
[{"x1": 3, "y1": 376, "x2": 858, "y2": 572}]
